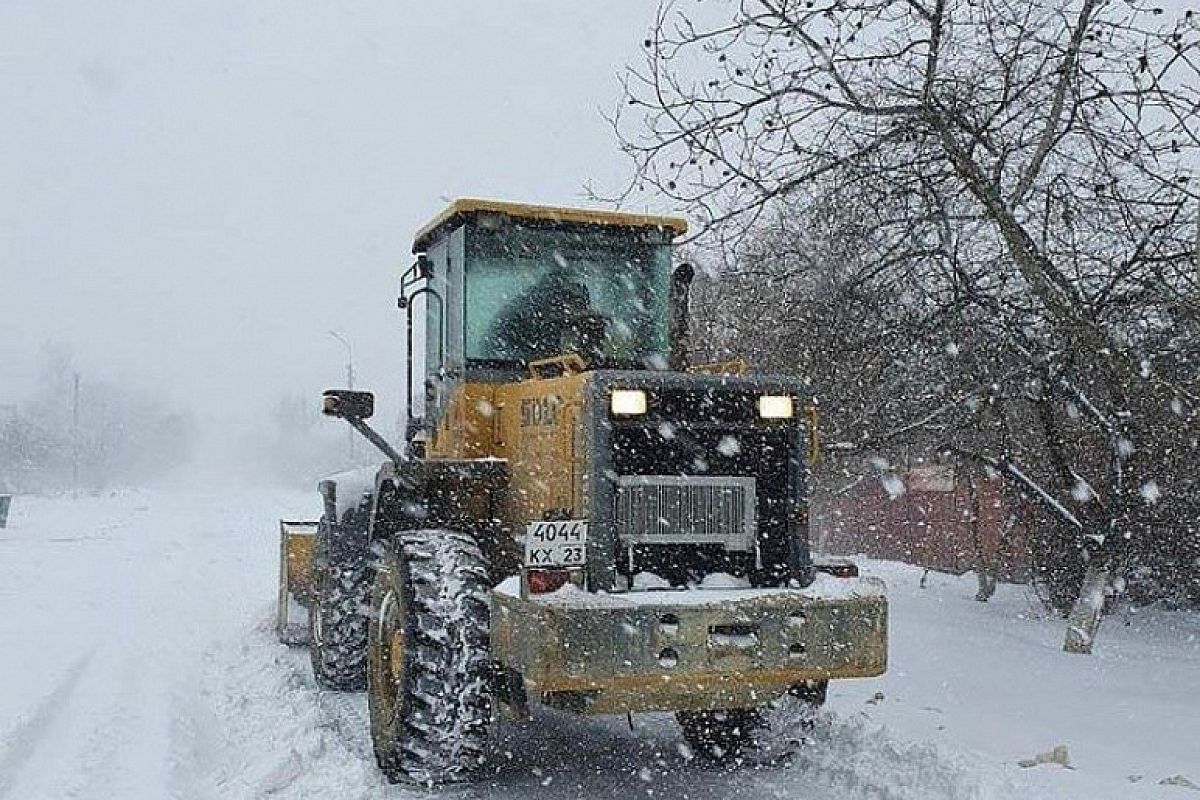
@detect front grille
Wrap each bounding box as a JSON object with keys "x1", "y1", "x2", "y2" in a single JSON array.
[{"x1": 614, "y1": 476, "x2": 756, "y2": 551}]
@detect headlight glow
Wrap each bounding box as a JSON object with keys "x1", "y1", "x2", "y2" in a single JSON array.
[
  {"x1": 610, "y1": 389, "x2": 647, "y2": 416},
  {"x1": 758, "y1": 395, "x2": 794, "y2": 419}
]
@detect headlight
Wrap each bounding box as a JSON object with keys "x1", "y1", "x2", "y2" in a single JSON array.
[
  {"x1": 758, "y1": 395, "x2": 794, "y2": 419},
  {"x1": 610, "y1": 389, "x2": 647, "y2": 416}
]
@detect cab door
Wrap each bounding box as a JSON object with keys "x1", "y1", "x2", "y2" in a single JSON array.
[{"x1": 419, "y1": 226, "x2": 466, "y2": 438}]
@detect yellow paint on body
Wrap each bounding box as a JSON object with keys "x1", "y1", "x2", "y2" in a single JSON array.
[
  {"x1": 429, "y1": 373, "x2": 591, "y2": 528},
  {"x1": 413, "y1": 197, "x2": 687, "y2": 252}
]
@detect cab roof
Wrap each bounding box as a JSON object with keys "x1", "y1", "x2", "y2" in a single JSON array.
[{"x1": 411, "y1": 198, "x2": 688, "y2": 253}]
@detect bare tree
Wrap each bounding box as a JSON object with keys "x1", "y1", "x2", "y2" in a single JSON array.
[
  {"x1": 0, "y1": 349, "x2": 197, "y2": 493},
  {"x1": 619, "y1": 0, "x2": 1200, "y2": 651}
]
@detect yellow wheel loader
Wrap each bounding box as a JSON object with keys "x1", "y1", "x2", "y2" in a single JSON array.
[{"x1": 276, "y1": 198, "x2": 888, "y2": 783}]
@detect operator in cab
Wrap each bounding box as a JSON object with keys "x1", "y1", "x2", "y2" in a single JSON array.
[{"x1": 488, "y1": 259, "x2": 607, "y2": 364}]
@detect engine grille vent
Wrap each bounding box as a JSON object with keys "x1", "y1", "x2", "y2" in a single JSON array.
[{"x1": 614, "y1": 475, "x2": 756, "y2": 551}]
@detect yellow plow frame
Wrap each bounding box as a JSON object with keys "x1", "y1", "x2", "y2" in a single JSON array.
[{"x1": 276, "y1": 520, "x2": 318, "y2": 646}]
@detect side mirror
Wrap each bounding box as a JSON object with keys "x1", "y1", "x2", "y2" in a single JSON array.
[
  {"x1": 322, "y1": 389, "x2": 375, "y2": 420},
  {"x1": 672, "y1": 261, "x2": 695, "y2": 287}
]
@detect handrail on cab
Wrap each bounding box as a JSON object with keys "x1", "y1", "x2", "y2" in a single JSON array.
[
  {"x1": 687, "y1": 358, "x2": 748, "y2": 376},
  {"x1": 527, "y1": 353, "x2": 588, "y2": 379}
]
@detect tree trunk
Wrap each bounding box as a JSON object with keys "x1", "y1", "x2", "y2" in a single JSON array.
[
  {"x1": 975, "y1": 569, "x2": 997, "y2": 603},
  {"x1": 966, "y1": 467, "x2": 998, "y2": 602},
  {"x1": 1062, "y1": 560, "x2": 1109, "y2": 654}
]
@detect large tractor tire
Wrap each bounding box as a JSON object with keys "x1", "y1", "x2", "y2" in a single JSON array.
[
  {"x1": 367, "y1": 529, "x2": 492, "y2": 784},
  {"x1": 309, "y1": 503, "x2": 372, "y2": 691},
  {"x1": 676, "y1": 708, "x2": 764, "y2": 761}
]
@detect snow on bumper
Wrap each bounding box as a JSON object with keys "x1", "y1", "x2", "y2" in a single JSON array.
[{"x1": 490, "y1": 576, "x2": 888, "y2": 714}]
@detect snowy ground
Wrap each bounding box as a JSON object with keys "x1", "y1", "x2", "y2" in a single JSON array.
[{"x1": 0, "y1": 489, "x2": 1197, "y2": 800}]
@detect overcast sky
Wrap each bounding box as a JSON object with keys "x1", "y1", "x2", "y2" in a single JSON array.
[{"x1": 1, "y1": 1, "x2": 667, "y2": 440}]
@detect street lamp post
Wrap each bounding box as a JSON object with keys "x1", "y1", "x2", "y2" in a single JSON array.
[{"x1": 328, "y1": 331, "x2": 356, "y2": 462}]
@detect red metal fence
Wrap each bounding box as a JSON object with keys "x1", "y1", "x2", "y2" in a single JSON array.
[{"x1": 814, "y1": 466, "x2": 1029, "y2": 582}]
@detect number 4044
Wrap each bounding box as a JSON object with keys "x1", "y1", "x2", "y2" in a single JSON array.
[{"x1": 528, "y1": 521, "x2": 586, "y2": 543}]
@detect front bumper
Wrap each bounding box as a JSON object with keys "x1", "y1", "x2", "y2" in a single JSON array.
[{"x1": 490, "y1": 575, "x2": 887, "y2": 714}]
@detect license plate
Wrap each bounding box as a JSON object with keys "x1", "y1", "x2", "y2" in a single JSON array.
[{"x1": 524, "y1": 519, "x2": 588, "y2": 567}]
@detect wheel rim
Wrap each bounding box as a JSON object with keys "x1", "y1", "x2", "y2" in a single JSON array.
[
  {"x1": 376, "y1": 589, "x2": 403, "y2": 724},
  {"x1": 389, "y1": 630, "x2": 405, "y2": 680},
  {"x1": 311, "y1": 595, "x2": 324, "y2": 648}
]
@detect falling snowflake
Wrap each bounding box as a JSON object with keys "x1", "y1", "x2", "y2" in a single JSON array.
[
  {"x1": 1139, "y1": 481, "x2": 1161, "y2": 505},
  {"x1": 645, "y1": 353, "x2": 669, "y2": 370},
  {"x1": 880, "y1": 473, "x2": 906, "y2": 500},
  {"x1": 717, "y1": 435, "x2": 741, "y2": 456}
]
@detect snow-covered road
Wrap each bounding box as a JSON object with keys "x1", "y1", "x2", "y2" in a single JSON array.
[
  {"x1": 0, "y1": 491, "x2": 299, "y2": 800},
  {"x1": 0, "y1": 490, "x2": 1196, "y2": 800}
]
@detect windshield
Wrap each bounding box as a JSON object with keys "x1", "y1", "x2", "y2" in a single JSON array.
[{"x1": 464, "y1": 222, "x2": 673, "y2": 367}]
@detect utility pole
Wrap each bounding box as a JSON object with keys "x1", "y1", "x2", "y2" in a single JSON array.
[
  {"x1": 71, "y1": 372, "x2": 80, "y2": 498},
  {"x1": 328, "y1": 331, "x2": 356, "y2": 462}
]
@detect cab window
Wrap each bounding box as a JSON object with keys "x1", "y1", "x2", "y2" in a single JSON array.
[{"x1": 464, "y1": 221, "x2": 672, "y2": 368}]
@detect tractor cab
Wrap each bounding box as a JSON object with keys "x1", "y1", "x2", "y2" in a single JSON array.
[
  {"x1": 397, "y1": 199, "x2": 819, "y2": 592},
  {"x1": 400, "y1": 199, "x2": 689, "y2": 440}
]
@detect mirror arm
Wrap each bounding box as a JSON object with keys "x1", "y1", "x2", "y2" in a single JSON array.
[{"x1": 344, "y1": 415, "x2": 407, "y2": 464}]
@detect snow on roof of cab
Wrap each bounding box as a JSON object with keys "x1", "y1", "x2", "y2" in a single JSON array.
[{"x1": 412, "y1": 197, "x2": 688, "y2": 252}]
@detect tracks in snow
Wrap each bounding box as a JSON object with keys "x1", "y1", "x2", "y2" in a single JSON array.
[
  {"x1": 0, "y1": 650, "x2": 96, "y2": 799},
  {"x1": 202, "y1": 624, "x2": 990, "y2": 800},
  {"x1": 0, "y1": 642, "x2": 183, "y2": 800},
  {"x1": 0, "y1": 490, "x2": 318, "y2": 800}
]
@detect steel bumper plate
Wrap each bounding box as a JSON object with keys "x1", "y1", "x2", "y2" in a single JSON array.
[{"x1": 490, "y1": 577, "x2": 888, "y2": 714}]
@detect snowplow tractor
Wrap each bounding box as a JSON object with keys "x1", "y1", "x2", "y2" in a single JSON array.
[{"x1": 275, "y1": 198, "x2": 888, "y2": 784}]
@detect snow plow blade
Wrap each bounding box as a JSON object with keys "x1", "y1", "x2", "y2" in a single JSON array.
[
  {"x1": 276, "y1": 520, "x2": 318, "y2": 646},
  {"x1": 490, "y1": 576, "x2": 887, "y2": 715}
]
